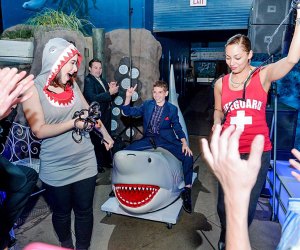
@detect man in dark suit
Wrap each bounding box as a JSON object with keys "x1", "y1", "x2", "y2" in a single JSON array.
[
  {"x1": 121, "y1": 80, "x2": 194, "y2": 213},
  {"x1": 83, "y1": 59, "x2": 119, "y2": 173}
]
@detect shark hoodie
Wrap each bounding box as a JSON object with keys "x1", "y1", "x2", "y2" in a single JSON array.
[{"x1": 34, "y1": 38, "x2": 97, "y2": 186}]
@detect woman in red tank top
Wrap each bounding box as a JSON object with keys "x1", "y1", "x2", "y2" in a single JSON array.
[{"x1": 213, "y1": 10, "x2": 300, "y2": 249}]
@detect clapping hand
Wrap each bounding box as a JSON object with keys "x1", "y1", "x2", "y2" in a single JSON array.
[
  {"x1": 0, "y1": 68, "x2": 34, "y2": 119},
  {"x1": 109, "y1": 81, "x2": 119, "y2": 95}
]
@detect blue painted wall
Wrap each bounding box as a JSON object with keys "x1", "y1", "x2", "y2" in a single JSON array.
[{"x1": 1, "y1": 0, "x2": 151, "y2": 32}]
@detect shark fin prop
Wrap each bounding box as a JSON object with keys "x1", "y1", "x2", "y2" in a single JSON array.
[{"x1": 168, "y1": 64, "x2": 189, "y2": 146}]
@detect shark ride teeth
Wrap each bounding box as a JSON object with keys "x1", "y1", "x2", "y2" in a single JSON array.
[{"x1": 114, "y1": 184, "x2": 160, "y2": 208}]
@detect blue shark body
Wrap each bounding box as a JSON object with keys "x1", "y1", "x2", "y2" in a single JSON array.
[
  {"x1": 112, "y1": 148, "x2": 185, "y2": 214},
  {"x1": 22, "y1": 0, "x2": 47, "y2": 11}
]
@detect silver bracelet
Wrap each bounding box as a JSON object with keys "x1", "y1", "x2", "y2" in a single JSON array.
[{"x1": 296, "y1": 18, "x2": 300, "y2": 26}]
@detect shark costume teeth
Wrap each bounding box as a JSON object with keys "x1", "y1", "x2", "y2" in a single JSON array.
[
  {"x1": 44, "y1": 90, "x2": 75, "y2": 108},
  {"x1": 39, "y1": 38, "x2": 82, "y2": 108}
]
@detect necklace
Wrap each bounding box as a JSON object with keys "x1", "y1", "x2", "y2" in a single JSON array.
[{"x1": 229, "y1": 70, "x2": 252, "y2": 88}]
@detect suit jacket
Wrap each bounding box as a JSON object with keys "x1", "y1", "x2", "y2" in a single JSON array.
[
  {"x1": 83, "y1": 74, "x2": 111, "y2": 130},
  {"x1": 122, "y1": 100, "x2": 186, "y2": 144}
]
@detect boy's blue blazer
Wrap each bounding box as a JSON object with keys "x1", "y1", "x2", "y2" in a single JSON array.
[{"x1": 122, "y1": 100, "x2": 186, "y2": 144}]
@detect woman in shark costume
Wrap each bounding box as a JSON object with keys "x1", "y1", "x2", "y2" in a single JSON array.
[{"x1": 22, "y1": 38, "x2": 113, "y2": 249}]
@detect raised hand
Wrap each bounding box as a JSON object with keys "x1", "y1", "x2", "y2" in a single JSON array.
[
  {"x1": 126, "y1": 84, "x2": 137, "y2": 98},
  {"x1": 124, "y1": 84, "x2": 138, "y2": 105},
  {"x1": 0, "y1": 67, "x2": 34, "y2": 119},
  {"x1": 108, "y1": 81, "x2": 119, "y2": 95},
  {"x1": 201, "y1": 124, "x2": 264, "y2": 194},
  {"x1": 201, "y1": 125, "x2": 265, "y2": 250}
]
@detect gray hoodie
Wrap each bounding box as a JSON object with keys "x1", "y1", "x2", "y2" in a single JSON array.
[{"x1": 34, "y1": 38, "x2": 97, "y2": 186}]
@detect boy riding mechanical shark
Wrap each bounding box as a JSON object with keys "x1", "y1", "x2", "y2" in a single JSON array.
[{"x1": 111, "y1": 69, "x2": 194, "y2": 214}]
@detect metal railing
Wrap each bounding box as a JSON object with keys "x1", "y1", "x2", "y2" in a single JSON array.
[{"x1": 1, "y1": 122, "x2": 41, "y2": 172}]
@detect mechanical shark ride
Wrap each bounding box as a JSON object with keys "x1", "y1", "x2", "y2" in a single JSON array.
[
  {"x1": 112, "y1": 147, "x2": 184, "y2": 214},
  {"x1": 101, "y1": 65, "x2": 195, "y2": 227}
]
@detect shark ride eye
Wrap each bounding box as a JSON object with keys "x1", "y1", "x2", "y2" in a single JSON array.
[{"x1": 148, "y1": 157, "x2": 151, "y2": 163}]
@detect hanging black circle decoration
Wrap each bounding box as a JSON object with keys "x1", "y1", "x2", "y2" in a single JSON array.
[{"x1": 111, "y1": 57, "x2": 142, "y2": 142}]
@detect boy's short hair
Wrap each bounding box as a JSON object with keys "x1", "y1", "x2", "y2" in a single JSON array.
[{"x1": 153, "y1": 80, "x2": 168, "y2": 91}]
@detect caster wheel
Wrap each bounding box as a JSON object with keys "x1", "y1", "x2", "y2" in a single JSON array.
[
  {"x1": 167, "y1": 223, "x2": 172, "y2": 229},
  {"x1": 106, "y1": 212, "x2": 112, "y2": 217}
]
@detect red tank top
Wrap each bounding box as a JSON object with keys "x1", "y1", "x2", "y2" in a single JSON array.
[{"x1": 221, "y1": 70, "x2": 272, "y2": 153}]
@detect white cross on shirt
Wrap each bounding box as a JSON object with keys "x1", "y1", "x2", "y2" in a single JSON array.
[{"x1": 230, "y1": 110, "x2": 252, "y2": 131}]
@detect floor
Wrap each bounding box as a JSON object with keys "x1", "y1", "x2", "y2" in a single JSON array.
[
  {"x1": 12, "y1": 85, "x2": 282, "y2": 249},
  {"x1": 12, "y1": 139, "x2": 282, "y2": 250}
]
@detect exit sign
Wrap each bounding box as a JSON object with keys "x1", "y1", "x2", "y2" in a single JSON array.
[{"x1": 190, "y1": 0, "x2": 207, "y2": 6}]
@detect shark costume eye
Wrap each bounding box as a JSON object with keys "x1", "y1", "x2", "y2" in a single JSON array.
[{"x1": 49, "y1": 46, "x2": 57, "y2": 54}]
